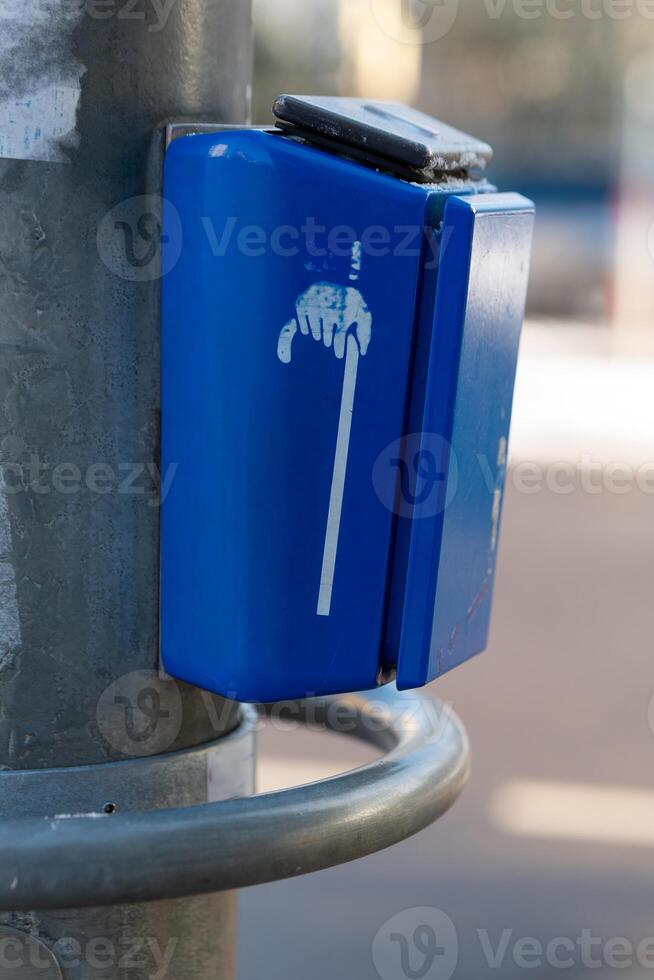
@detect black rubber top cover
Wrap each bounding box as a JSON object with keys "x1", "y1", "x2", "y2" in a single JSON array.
[{"x1": 273, "y1": 95, "x2": 493, "y2": 181}]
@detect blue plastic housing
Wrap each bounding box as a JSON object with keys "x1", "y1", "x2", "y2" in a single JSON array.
[{"x1": 161, "y1": 128, "x2": 533, "y2": 702}]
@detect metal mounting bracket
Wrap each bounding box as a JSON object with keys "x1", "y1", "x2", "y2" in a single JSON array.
[{"x1": 0, "y1": 686, "x2": 468, "y2": 911}]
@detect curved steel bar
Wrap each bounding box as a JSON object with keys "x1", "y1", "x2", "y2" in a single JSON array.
[{"x1": 0, "y1": 686, "x2": 469, "y2": 911}]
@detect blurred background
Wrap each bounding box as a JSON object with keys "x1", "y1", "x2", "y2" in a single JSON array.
[{"x1": 240, "y1": 2, "x2": 654, "y2": 978}]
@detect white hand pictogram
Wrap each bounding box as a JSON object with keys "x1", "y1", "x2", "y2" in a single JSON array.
[
  {"x1": 277, "y1": 283, "x2": 372, "y2": 364},
  {"x1": 277, "y1": 275, "x2": 373, "y2": 617}
]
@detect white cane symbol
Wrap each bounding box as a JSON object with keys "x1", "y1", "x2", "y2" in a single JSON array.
[{"x1": 277, "y1": 243, "x2": 372, "y2": 617}]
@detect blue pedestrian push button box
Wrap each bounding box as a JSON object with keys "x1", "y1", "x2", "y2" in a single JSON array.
[{"x1": 161, "y1": 97, "x2": 534, "y2": 702}]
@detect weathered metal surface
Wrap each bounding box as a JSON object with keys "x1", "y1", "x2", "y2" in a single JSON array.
[
  {"x1": 0, "y1": 705, "x2": 256, "y2": 819},
  {"x1": 0, "y1": 6, "x2": 252, "y2": 976},
  {"x1": 0, "y1": 710, "x2": 255, "y2": 980},
  {"x1": 0, "y1": 1, "x2": 252, "y2": 770},
  {"x1": 0, "y1": 898, "x2": 237, "y2": 980},
  {"x1": 0, "y1": 714, "x2": 256, "y2": 980}
]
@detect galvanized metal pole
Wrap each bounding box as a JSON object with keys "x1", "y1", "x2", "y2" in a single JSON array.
[{"x1": 0, "y1": 2, "x2": 253, "y2": 976}]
